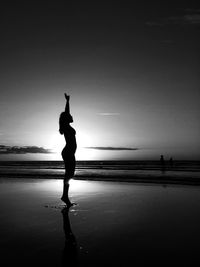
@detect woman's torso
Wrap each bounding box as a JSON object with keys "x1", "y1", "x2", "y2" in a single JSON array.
[{"x1": 63, "y1": 125, "x2": 77, "y2": 154}]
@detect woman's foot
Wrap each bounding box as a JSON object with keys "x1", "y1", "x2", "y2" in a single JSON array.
[{"x1": 61, "y1": 196, "x2": 73, "y2": 207}]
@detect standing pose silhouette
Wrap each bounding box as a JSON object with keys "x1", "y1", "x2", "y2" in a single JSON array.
[{"x1": 59, "y1": 93, "x2": 77, "y2": 206}]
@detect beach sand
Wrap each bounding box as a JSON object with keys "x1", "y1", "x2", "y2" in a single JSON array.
[{"x1": 0, "y1": 178, "x2": 200, "y2": 266}]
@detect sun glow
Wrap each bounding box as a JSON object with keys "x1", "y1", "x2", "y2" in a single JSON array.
[
  {"x1": 48, "y1": 132, "x2": 64, "y2": 153},
  {"x1": 76, "y1": 131, "x2": 97, "y2": 160}
]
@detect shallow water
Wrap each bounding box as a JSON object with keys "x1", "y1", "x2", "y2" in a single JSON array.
[
  {"x1": 0, "y1": 179, "x2": 200, "y2": 266},
  {"x1": 0, "y1": 161, "x2": 200, "y2": 184}
]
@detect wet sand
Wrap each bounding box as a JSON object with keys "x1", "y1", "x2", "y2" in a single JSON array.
[{"x1": 0, "y1": 178, "x2": 200, "y2": 266}]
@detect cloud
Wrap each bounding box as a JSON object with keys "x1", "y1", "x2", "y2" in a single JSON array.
[
  {"x1": 183, "y1": 14, "x2": 200, "y2": 24},
  {"x1": 97, "y1": 113, "x2": 120, "y2": 116},
  {"x1": 85, "y1": 146, "x2": 139, "y2": 151},
  {"x1": 146, "y1": 8, "x2": 200, "y2": 26},
  {"x1": 146, "y1": 22, "x2": 164, "y2": 26},
  {"x1": 160, "y1": 39, "x2": 175, "y2": 44},
  {"x1": 0, "y1": 145, "x2": 52, "y2": 154}
]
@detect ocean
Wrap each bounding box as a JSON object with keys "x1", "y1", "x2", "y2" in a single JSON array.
[{"x1": 0, "y1": 160, "x2": 200, "y2": 185}]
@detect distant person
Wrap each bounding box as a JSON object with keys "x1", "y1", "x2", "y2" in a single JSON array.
[
  {"x1": 169, "y1": 157, "x2": 173, "y2": 168},
  {"x1": 59, "y1": 93, "x2": 77, "y2": 206},
  {"x1": 160, "y1": 155, "x2": 165, "y2": 172}
]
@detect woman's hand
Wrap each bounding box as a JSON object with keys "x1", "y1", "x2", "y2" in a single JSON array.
[{"x1": 65, "y1": 93, "x2": 70, "y2": 101}]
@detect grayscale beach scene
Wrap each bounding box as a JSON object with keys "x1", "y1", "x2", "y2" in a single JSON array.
[{"x1": 1, "y1": 1, "x2": 199, "y2": 266}]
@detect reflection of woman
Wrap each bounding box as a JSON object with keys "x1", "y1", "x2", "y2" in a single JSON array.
[
  {"x1": 61, "y1": 207, "x2": 79, "y2": 266},
  {"x1": 59, "y1": 94, "x2": 77, "y2": 206}
]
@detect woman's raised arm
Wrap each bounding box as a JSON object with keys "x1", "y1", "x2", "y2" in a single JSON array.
[{"x1": 64, "y1": 93, "x2": 70, "y2": 114}]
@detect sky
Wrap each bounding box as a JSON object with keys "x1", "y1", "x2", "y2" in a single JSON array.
[{"x1": 0, "y1": 2, "x2": 200, "y2": 160}]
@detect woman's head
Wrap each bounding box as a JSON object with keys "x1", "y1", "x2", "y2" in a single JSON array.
[{"x1": 59, "y1": 112, "x2": 73, "y2": 134}]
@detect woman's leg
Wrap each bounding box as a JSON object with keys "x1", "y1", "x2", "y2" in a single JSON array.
[
  {"x1": 61, "y1": 178, "x2": 72, "y2": 205},
  {"x1": 61, "y1": 155, "x2": 75, "y2": 206}
]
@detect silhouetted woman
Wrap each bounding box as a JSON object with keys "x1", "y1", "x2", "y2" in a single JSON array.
[{"x1": 59, "y1": 93, "x2": 77, "y2": 206}]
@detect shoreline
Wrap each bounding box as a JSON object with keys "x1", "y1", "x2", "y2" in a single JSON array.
[
  {"x1": 0, "y1": 160, "x2": 200, "y2": 186},
  {"x1": 0, "y1": 173, "x2": 200, "y2": 186}
]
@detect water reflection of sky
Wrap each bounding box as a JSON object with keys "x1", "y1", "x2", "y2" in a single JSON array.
[
  {"x1": 1, "y1": 178, "x2": 200, "y2": 208},
  {"x1": 2, "y1": 178, "x2": 199, "y2": 231},
  {"x1": 0, "y1": 179, "x2": 200, "y2": 266}
]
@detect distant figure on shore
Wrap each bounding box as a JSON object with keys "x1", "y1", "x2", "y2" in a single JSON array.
[
  {"x1": 61, "y1": 207, "x2": 79, "y2": 266},
  {"x1": 169, "y1": 157, "x2": 174, "y2": 168},
  {"x1": 160, "y1": 155, "x2": 165, "y2": 172},
  {"x1": 59, "y1": 93, "x2": 77, "y2": 206}
]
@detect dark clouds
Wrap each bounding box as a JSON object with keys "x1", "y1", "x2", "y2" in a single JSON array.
[
  {"x1": 146, "y1": 8, "x2": 200, "y2": 26},
  {"x1": 0, "y1": 145, "x2": 52, "y2": 154}
]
